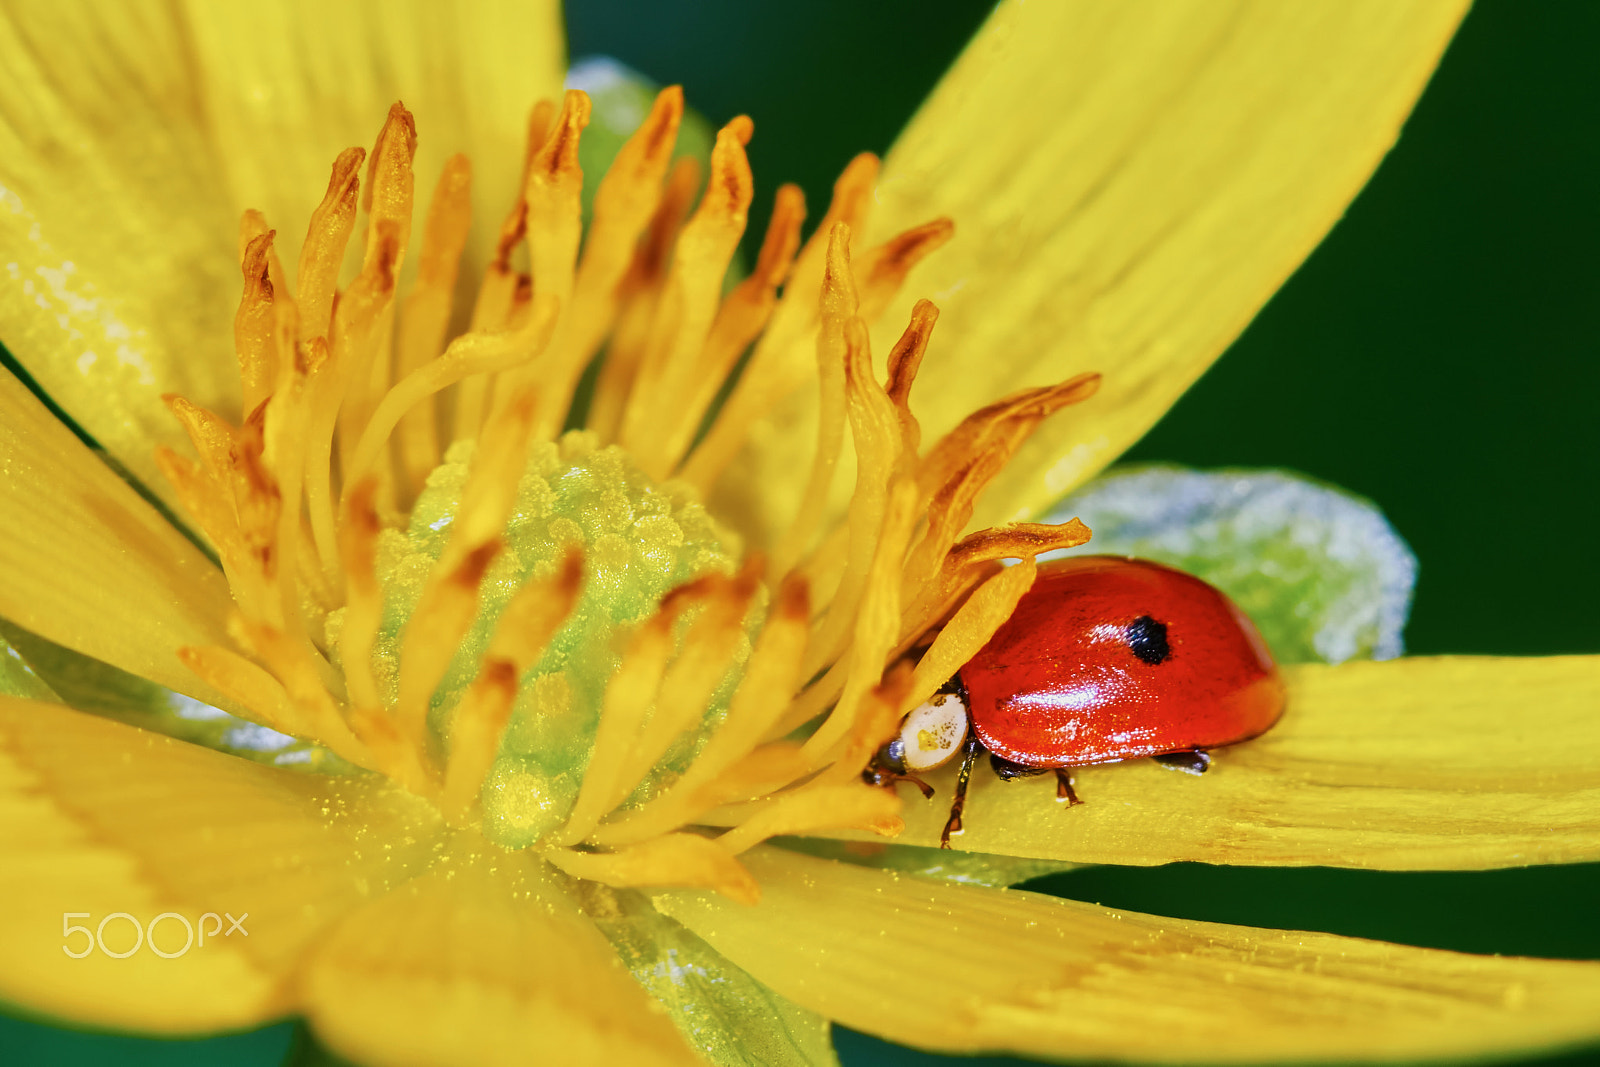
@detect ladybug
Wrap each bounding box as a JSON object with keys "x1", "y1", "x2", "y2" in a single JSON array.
[{"x1": 865, "y1": 556, "x2": 1285, "y2": 847}]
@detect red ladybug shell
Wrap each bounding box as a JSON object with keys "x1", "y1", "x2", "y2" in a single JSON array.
[{"x1": 961, "y1": 556, "x2": 1284, "y2": 767}]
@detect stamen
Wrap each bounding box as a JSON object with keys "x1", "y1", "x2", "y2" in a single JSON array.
[
  {"x1": 336, "y1": 103, "x2": 417, "y2": 474},
  {"x1": 453, "y1": 100, "x2": 555, "y2": 440},
  {"x1": 771, "y1": 221, "x2": 862, "y2": 578},
  {"x1": 809, "y1": 661, "x2": 915, "y2": 787},
  {"x1": 438, "y1": 551, "x2": 585, "y2": 821},
  {"x1": 545, "y1": 833, "x2": 760, "y2": 905},
  {"x1": 223, "y1": 614, "x2": 367, "y2": 765},
  {"x1": 441, "y1": 657, "x2": 518, "y2": 822},
  {"x1": 393, "y1": 538, "x2": 504, "y2": 750},
  {"x1": 590, "y1": 156, "x2": 702, "y2": 440},
  {"x1": 528, "y1": 86, "x2": 685, "y2": 435},
  {"x1": 336, "y1": 476, "x2": 384, "y2": 710},
  {"x1": 917, "y1": 374, "x2": 1103, "y2": 501},
  {"x1": 855, "y1": 217, "x2": 954, "y2": 323},
  {"x1": 618, "y1": 114, "x2": 756, "y2": 477},
  {"x1": 555, "y1": 578, "x2": 712, "y2": 847},
  {"x1": 395, "y1": 154, "x2": 473, "y2": 500},
  {"x1": 680, "y1": 152, "x2": 881, "y2": 493},
  {"x1": 885, "y1": 298, "x2": 940, "y2": 456},
  {"x1": 295, "y1": 146, "x2": 365, "y2": 346},
  {"x1": 901, "y1": 557, "x2": 1039, "y2": 718},
  {"x1": 799, "y1": 480, "x2": 918, "y2": 763},
  {"x1": 673, "y1": 181, "x2": 806, "y2": 459},
  {"x1": 897, "y1": 373, "x2": 1102, "y2": 625},
  {"x1": 898, "y1": 519, "x2": 1090, "y2": 649},
  {"x1": 607, "y1": 558, "x2": 761, "y2": 805},
  {"x1": 517, "y1": 89, "x2": 593, "y2": 438},
  {"x1": 161, "y1": 90, "x2": 1112, "y2": 903},
  {"x1": 234, "y1": 228, "x2": 279, "y2": 411},
  {"x1": 713, "y1": 783, "x2": 902, "y2": 856},
  {"x1": 343, "y1": 296, "x2": 560, "y2": 495},
  {"x1": 589, "y1": 573, "x2": 810, "y2": 848},
  {"x1": 797, "y1": 233, "x2": 913, "y2": 678},
  {"x1": 177, "y1": 643, "x2": 305, "y2": 734}
]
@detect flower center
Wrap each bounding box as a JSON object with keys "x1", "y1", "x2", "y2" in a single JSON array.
[
  {"x1": 160, "y1": 87, "x2": 1099, "y2": 901},
  {"x1": 334, "y1": 432, "x2": 742, "y2": 848}
]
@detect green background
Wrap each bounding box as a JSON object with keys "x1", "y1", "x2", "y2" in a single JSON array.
[{"x1": 3, "y1": 0, "x2": 1596, "y2": 1064}]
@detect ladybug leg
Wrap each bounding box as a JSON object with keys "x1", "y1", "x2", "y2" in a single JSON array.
[
  {"x1": 1153, "y1": 749, "x2": 1212, "y2": 776},
  {"x1": 1054, "y1": 767, "x2": 1083, "y2": 806},
  {"x1": 940, "y1": 732, "x2": 983, "y2": 849},
  {"x1": 863, "y1": 769, "x2": 935, "y2": 800},
  {"x1": 988, "y1": 753, "x2": 1051, "y2": 781}
]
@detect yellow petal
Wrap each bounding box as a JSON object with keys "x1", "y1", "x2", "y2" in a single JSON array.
[
  {"x1": 589, "y1": 887, "x2": 839, "y2": 1067},
  {"x1": 869, "y1": 656, "x2": 1600, "y2": 869},
  {"x1": 0, "y1": 698, "x2": 443, "y2": 1033},
  {"x1": 715, "y1": 0, "x2": 1467, "y2": 543},
  {"x1": 301, "y1": 843, "x2": 700, "y2": 1067},
  {"x1": 658, "y1": 847, "x2": 1600, "y2": 1063},
  {"x1": 0, "y1": 369, "x2": 235, "y2": 706},
  {"x1": 0, "y1": 3, "x2": 240, "y2": 497},
  {"x1": 180, "y1": 0, "x2": 565, "y2": 290}
]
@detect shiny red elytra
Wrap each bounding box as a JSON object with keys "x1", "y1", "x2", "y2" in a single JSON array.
[{"x1": 866, "y1": 556, "x2": 1286, "y2": 847}]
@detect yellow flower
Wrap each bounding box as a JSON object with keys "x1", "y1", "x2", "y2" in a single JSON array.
[{"x1": 0, "y1": 3, "x2": 1597, "y2": 1067}]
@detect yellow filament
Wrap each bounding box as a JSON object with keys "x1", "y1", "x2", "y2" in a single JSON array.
[
  {"x1": 605, "y1": 562, "x2": 761, "y2": 816},
  {"x1": 898, "y1": 520, "x2": 1090, "y2": 649},
  {"x1": 395, "y1": 153, "x2": 474, "y2": 500},
  {"x1": 681, "y1": 153, "x2": 881, "y2": 493},
  {"x1": 885, "y1": 298, "x2": 940, "y2": 456},
  {"x1": 619, "y1": 115, "x2": 755, "y2": 476},
  {"x1": 528, "y1": 86, "x2": 685, "y2": 436},
  {"x1": 714, "y1": 785, "x2": 903, "y2": 856},
  {"x1": 855, "y1": 218, "x2": 955, "y2": 323},
  {"x1": 335, "y1": 477, "x2": 385, "y2": 710},
  {"x1": 667, "y1": 182, "x2": 806, "y2": 468},
  {"x1": 801, "y1": 479, "x2": 918, "y2": 764},
  {"x1": 770, "y1": 222, "x2": 858, "y2": 577},
  {"x1": 811, "y1": 664, "x2": 913, "y2": 787},
  {"x1": 589, "y1": 157, "x2": 703, "y2": 441},
  {"x1": 233, "y1": 228, "x2": 279, "y2": 410},
  {"x1": 393, "y1": 540, "x2": 504, "y2": 748},
  {"x1": 338, "y1": 105, "x2": 417, "y2": 471},
  {"x1": 295, "y1": 146, "x2": 365, "y2": 346},
  {"x1": 344, "y1": 297, "x2": 560, "y2": 497},
  {"x1": 484, "y1": 547, "x2": 587, "y2": 671},
  {"x1": 177, "y1": 643, "x2": 305, "y2": 735},
  {"x1": 554, "y1": 585, "x2": 703, "y2": 847},
  {"x1": 902, "y1": 557, "x2": 1038, "y2": 717},
  {"x1": 591, "y1": 574, "x2": 811, "y2": 848},
  {"x1": 441, "y1": 657, "x2": 518, "y2": 822},
  {"x1": 798, "y1": 247, "x2": 911, "y2": 678},
  {"x1": 512, "y1": 90, "x2": 591, "y2": 438},
  {"x1": 545, "y1": 834, "x2": 760, "y2": 906}
]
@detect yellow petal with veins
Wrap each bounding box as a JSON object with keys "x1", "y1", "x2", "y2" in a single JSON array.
[
  {"x1": 302, "y1": 844, "x2": 700, "y2": 1067},
  {"x1": 0, "y1": 698, "x2": 443, "y2": 1032},
  {"x1": 863, "y1": 656, "x2": 1600, "y2": 869},
  {"x1": 180, "y1": 0, "x2": 566, "y2": 296},
  {"x1": 713, "y1": 0, "x2": 1468, "y2": 544},
  {"x1": 0, "y1": 370, "x2": 234, "y2": 705},
  {"x1": 658, "y1": 847, "x2": 1600, "y2": 1063},
  {"x1": 0, "y1": 2, "x2": 239, "y2": 501}
]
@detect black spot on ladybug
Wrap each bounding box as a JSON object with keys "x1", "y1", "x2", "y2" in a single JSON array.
[{"x1": 1126, "y1": 615, "x2": 1170, "y2": 664}]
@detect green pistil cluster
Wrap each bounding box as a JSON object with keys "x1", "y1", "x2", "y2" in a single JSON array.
[{"x1": 329, "y1": 431, "x2": 744, "y2": 847}]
